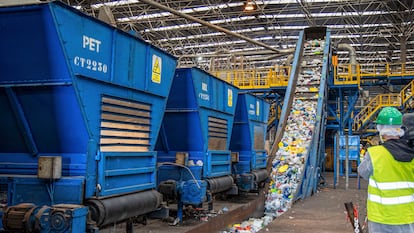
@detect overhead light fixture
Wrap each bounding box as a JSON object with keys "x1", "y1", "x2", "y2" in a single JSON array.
[{"x1": 244, "y1": 0, "x2": 256, "y2": 11}]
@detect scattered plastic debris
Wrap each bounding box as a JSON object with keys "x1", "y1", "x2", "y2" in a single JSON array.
[{"x1": 169, "y1": 217, "x2": 180, "y2": 226}]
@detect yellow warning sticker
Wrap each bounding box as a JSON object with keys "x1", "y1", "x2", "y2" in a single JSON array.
[
  {"x1": 227, "y1": 89, "x2": 233, "y2": 107},
  {"x1": 256, "y1": 100, "x2": 260, "y2": 116},
  {"x1": 151, "y1": 55, "x2": 162, "y2": 84}
]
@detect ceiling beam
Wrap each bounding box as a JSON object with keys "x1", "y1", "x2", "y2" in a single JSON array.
[{"x1": 138, "y1": 0, "x2": 294, "y2": 55}]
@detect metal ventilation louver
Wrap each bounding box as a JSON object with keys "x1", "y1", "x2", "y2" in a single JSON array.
[
  {"x1": 208, "y1": 116, "x2": 228, "y2": 150},
  {"x1": 100, "y1": 96, "x2": 151, "y2": 152}
]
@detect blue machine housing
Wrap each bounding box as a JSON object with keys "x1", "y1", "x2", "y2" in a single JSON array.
[
  {"x1": 156, "y1": 67, "x2": 238, "y2": 221},
  {"x1": 0, "y1": 2, "x2": 176, "y2": 231},
  {"x1": 230, "y1": 93, "x2": 270, "y2": 192},
  {"x1": 336, "y1": 135, "x2": 360, "y2": 176}
]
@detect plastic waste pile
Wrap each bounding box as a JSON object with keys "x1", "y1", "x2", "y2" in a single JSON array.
[
  {"x1": 265, "y1": 39, "x2": 324, "y2": 217},
  {"x1": 223, "y1": 38, "x2": 325, "y2": 233},
  {"x1": 264, "y1": 99, "x2": 317, "y2": 217},
  {"x1": 221, "y1": 216, "x2": 273, "y2": 233}
]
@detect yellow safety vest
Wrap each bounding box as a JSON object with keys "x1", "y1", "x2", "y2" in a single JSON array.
[{"x1": 367, "y1": 145, "x2": 414, "y2": 225}]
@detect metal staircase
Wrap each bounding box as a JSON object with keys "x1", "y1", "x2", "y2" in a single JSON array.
[{"x1": 352, "y1": 79, "x2": 414, "y2": 132}]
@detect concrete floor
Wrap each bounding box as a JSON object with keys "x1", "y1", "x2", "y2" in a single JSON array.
[
  {"x1": 261, "y1": 173, "x2": 368, "y2": 233},
  {"x1": 101, "y1": 172, "x2": 368, "y2": 233}
]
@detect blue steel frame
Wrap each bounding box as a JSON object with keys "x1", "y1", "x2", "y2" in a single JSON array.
[
  {"x1": 230, "y1": 93, "x2": 270, "y2": 174},
  {"x1": 155, "y1": 67, "x2": 238, "y2": 223},
  {"x1": 156, "y1": 67, "x2": 238, "y2": 179},
  {"x1": 0, "y1": 1, "x2": 176, "y2": 209}
]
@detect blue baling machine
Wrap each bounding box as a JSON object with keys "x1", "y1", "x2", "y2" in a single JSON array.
[
  {"x1": 156, "y1": 68, "x2": 238, "y2": 221},
  {"x1": 0, "y1": 2, "x2": 176, "y2": 232},
  {"x1": 230, "y1": 93, "x2": 270, "y2": 192}
]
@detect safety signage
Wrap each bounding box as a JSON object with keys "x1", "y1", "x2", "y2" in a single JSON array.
[{"x1": 152, "y1": 55, "x2": 162, "y2": 84}]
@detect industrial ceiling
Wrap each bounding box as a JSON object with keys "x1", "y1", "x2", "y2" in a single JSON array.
[{"x1": 9, "y1": 0, "x2": 414, "y2": 70}]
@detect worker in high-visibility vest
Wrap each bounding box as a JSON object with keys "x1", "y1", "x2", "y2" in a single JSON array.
[{"x1": 358, "y1": 107, "x2": 414, "y2": 233}]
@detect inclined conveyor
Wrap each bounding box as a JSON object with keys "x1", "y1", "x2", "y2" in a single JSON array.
[{"x1": 265, "y1": 27, "x2": 330, "y2": 216}]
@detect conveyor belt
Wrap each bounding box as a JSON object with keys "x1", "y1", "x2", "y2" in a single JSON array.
[{"x1": 264, "y1": 27, "x2": 329, "y2": 217}]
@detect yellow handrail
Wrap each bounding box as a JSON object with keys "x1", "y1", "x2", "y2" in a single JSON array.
[
  {"x1": 352, "y1": 79, "x2": 414, "y2": 132},
  {"x1": 209, "y1": 63, "x2": 414, "y2": 134},
  {"x1": 211, "y1": 62, "x2": 414, "y2": 90},
  {"x1": 334, "y1": 62, "x2": 414, "y2": 85},
  {"x1": 210, "y1": 66, "x2": 290, "y2": 89},
  {"x1": 209, "y1": 63, "x2": 414, "y2": 133},
  {"x1": 333, "y1": 64, "x2": 360, "y2": 86},
  {"x1": 400, "y1": 79, "x2": 414, "y2": 105},
  {"x1": 352, "y1": 94, "x2": 400, "y2": 132}
]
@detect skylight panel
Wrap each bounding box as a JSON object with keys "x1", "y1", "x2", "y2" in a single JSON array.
[
  {"x1": 143, "y1": 22, "x2": 201, "y2": 32},
  {"x1": 118, "y1": 12, "x2": 172, "y2": 22},
  {"x1": 157, "y1": 32, "x2": 224, "y2": 42},
  {"x1": 92, "y1": 0, "x2": 139, "y2": 8},
  {"x1": 175, "y1": 40, "x2": 246, "y2": 50},
  {"x1": 210, "y1": 16, "x2": 256, "y2": 24},
  {"x1": 115, "y1": 2, "x2": 242, "y2": 22},
  {"x1": 259, "y1": 10, "x2": 389, "y2": 19}
]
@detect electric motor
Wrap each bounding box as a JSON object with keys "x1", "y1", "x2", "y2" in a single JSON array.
[{"x1": 2, "y1": 203, "x2": 36, "y2": 232}]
